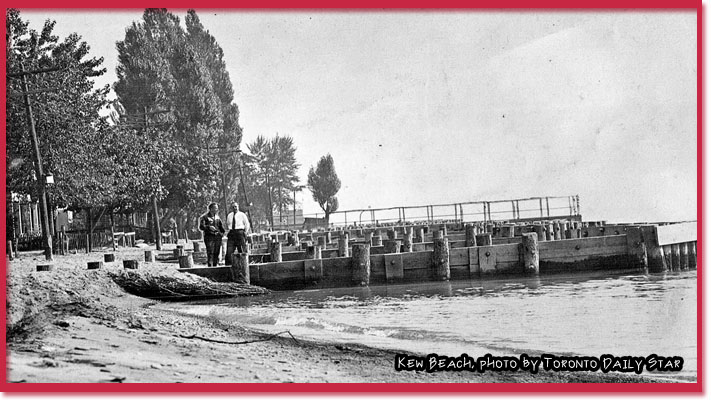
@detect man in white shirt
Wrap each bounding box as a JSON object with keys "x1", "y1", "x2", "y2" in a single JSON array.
[{"x1": 225, "y1": 202, "x2": 251, "y2": 266}]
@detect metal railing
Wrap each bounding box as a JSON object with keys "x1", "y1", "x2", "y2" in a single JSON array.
[{"x1": 300, "y1": 195, "x2": 580, "y2": 228}]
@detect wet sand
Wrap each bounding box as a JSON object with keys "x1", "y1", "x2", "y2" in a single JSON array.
[{"x1": 6, "y1": 246, "x2": 675, "y2": 384}]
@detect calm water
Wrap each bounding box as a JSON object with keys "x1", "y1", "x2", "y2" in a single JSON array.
[{"x1": 159, "y1": 270, "x2": 697, "y2": 380}]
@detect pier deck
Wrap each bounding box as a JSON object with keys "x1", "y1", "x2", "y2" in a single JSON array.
[{"x1": 178, "y1": 218, "x2": 697, "y2": 291}]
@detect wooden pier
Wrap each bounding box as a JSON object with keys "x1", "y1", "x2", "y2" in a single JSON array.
[{"x1": 178, "y1": 217, "x2": 697, "y2": 291}]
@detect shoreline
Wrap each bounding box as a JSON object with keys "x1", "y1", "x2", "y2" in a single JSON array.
[{"x1": 6, "y1": 247, "x2": 694, "y2": 384}]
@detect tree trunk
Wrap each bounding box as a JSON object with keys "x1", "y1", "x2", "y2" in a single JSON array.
[
  {"x1": 86, "y1": 208, "x2": 93, "y2": 252},
  {"x1": 266, "y1": 172, "x2": 274, "y2": 229},
  {"x1": 152, "y1": 196, "x2": 162, "y2": 250}
]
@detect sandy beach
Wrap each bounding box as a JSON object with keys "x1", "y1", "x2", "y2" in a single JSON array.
[{"x1": 6, "y1": 245, "x2": 676, "y2": 384}]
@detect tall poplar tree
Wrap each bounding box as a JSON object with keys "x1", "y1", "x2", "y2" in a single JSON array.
[
  {"x1": 307, "y1": 154, "x2": 341, "y2": 223},
  {"x1": 114, "y1": 9, "x2": 244, "y2": 226}
]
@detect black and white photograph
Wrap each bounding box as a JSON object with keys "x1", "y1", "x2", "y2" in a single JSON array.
[{"x1": 5, "y1": 8, "x2": 698, "y2": 386}]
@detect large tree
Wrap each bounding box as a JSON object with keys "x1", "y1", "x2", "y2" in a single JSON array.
[
  {"x1": 244, "y1": 134, "x2": 300, "y2": 230},
  {"x1": 185, "y1": 10, "x2": 243, "y2": 216},
  {"x1": 114, "y1": 8, "x2": 244, "y2": 229},
  {"x1": 6, "y1": 10, "x2": 162, "y2": 212},
  {"x1": 6, "y1": 9, "x2": 113, "y2": 210},
  {"x1": 307, "y1": 154, "x2": 341, "y2": 223},
  {"x1": 6, "y1": 9, "x2": 166, "y2": 246}
]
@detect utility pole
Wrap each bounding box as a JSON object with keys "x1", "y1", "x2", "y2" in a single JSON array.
[
  {"x1": 144, "y1": 106, "x2": 162, "y2": 250},
  {"x1": 235, "y1": 152, "x2": 253, "y2": 228},
  {"x1": 18, "y1": 62, "x2": 53, "y2": 260},
  {"x1": 266, "y1": 171, "x2": 274, "y2": 230},
  {"x1": 219, "y1": 156, "x2": 229, "y2": 220}
]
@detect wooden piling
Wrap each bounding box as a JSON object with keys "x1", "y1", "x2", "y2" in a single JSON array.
[
  {"x1": 641, "y1": 225, "x2": 666, "y2": 272},
  {"x1": 465, "y1": 224, "x2": 477, "y2": 247},
  {"x1": 680, "y1": 243, "x2": 689, "y2": 270},
  {"x1": 384, "y1": 239, "x2": 401, "y2": 254},
  {"x1": 87, "y1": 261, "x2": 103, "y2": 270},
  {"x1": 233, "y1": 253, "x2": 250, "y2": 284},
  {"x1": 86, "y1": 234, "x2": 90, "y2": 253},
  {"x1": 306, "y1": 245, "x2": 322, "y2": 260},
  {"x1": 625, "y1": 227, "x2": 648, "y2": 271},
  {"x1": 432, "y1": 237, "x2": 450, "y2": 281},
  {"x1": 270, "y1": 241, "x2": 283, "y2": 262},
  {"x1": 485, "y1": 223, "x2": 494, "y2": 233},
  {"x1": 338, "y1": 236, "x2": 349, "y2": 257},
  {"x1": 104, "y1": 253, "x2": 115, "y2": 263},
  {"x1": 123, "y1": 260, "x2": 139, "y2": 269},
  {"x1": 178, "y1": 254, "x2": 194, "y2": 269},
  {"x1": 690, "y1": 242, "x2": 697, "y2": 269},
  {"x1": 564, "y1": 222, "x2": 573, "y2": 239},
  {"x1": 553, "y1": 222, "x2": 562, "y2": 240},
  {"x1": 365, "y1": 231, "x2": 374, "y2": 244},
  {"x1": 671, "y1": 244, "x2": 681, "y2": 271},
  {"x1": 351, "y1": 244, "x2": 371, "y2": 286},
  {"x1": 145, "y1": 250, "x2": 155, "y2": 263},
  {"x1": 475, "y1": 233, "x2": 492, "y2": 247},
  {"x1": 521, "y1": 232, "x2": 539, "y2": 275},
  {"x1": 372, "y1": 233, "x2": 383, "y2": 246},
  {"x1": 501, "y1": 224, "x2": 514, "y2": 238},
  {"x1": 416, "y1": 228, "x2": 425, "y2": 243},
  {"x1": 545, "y1": 223, "x2": 553, "y2": 241},
  {"x1": 533, "y1": 225, "x2": 546, "y2": 242},
  {"x1": 7, "y1": 240, "x2": 13, "y2": 261},
  {"x1": 403, "y1": 230, "x2": 413, "y2": 253},
  {"x1": 662, "y1": 245, "x2": 673, "y2": 271}
]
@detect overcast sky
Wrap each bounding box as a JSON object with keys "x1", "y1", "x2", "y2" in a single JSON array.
[{"x1": 19, "y1": 9, "x2": 697, "y2": 223}]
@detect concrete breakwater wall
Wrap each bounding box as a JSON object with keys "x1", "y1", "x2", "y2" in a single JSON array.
[{"x1": 179, "y1": 219, "x2": 697, "y2": 291}]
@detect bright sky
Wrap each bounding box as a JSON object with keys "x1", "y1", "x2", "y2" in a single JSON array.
[{"x1": 20, "y1": 9, "x2": 697, "y2": 223}]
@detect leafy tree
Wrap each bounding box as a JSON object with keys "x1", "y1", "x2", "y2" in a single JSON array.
[
  {"x1": 7, "y1": 9, "x2": 114, "y2": 209},
  {"x1": 186, "y1": 10, "x2": 243, "y2": 216},
  {"x1": 307, "y1": 154, "x2": 341, "y2": 223},
  {"x1": 114, "y1": 8, "x2": 244, "y2": 230},
  {"x1": 270, "y1": 135, "x2": 300, "y2": 225},
  {"x1": 6, "y1": 9, "x2": 167, "y2": 245},
  {"x1": 244, "y1": 134, "x2": 300, "y2": 230}
]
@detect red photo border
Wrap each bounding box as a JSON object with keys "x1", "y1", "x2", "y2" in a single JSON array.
[{"x1": 0, "y1": 0, "x2": 703, "y2": 393}]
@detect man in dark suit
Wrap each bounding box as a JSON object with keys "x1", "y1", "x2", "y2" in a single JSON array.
[{"x1": 199, "y1": 203, "x2": 225, "y2": 267}]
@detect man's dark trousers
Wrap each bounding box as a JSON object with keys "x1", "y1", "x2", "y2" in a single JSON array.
[
  {"x1": 205, "y1": 237, "x2": 222, "y2": 267},
  {"x1": 226, "y1": 229, "x2": 247, "y2": 266}
]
